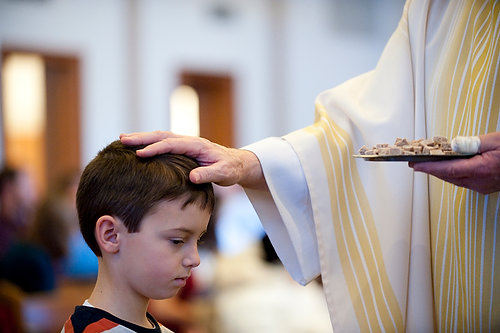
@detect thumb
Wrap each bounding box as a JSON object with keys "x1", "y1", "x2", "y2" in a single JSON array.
[
  {"x1": 189, "y1": 165, "x2": 237, "y2": 186},
  {"x1": 190, "y1": 168, "x2": 204, "y2": 184},
  {"x1": 189, "y1": 166, "x2": 219, "y2": 184}
]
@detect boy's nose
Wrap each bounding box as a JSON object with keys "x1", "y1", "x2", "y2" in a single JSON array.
[{"x1": 182, "y1": 247, "x2": 200, "y2": 268}]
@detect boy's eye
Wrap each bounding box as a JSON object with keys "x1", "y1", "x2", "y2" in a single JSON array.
[{"x1": 170, "y1": 239, "x2": 184, "y2": 245}]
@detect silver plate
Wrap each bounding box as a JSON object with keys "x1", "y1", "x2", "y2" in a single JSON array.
[{"x1": 352, "y1": 153, "x2": 477, "y2": 162}]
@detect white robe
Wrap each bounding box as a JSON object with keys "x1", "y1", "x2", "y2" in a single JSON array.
[{"x1": 244, "y1": 0, "x2": 500, "y2": 332}]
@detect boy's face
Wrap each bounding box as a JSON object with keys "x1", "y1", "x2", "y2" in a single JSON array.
[{"x1": 117, "y1": 198, "x2": 211, "y2": 300}]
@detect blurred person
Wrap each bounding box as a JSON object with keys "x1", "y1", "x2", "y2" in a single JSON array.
[
  {"x1": 49, "y1": 171, "x2": 80, "y2": 236},
  {"x1": 0, "y1": 166, "x2": 52, "y2": 293},
  {"x1": 31, "y1": 199, "x2": 71, "y2": 268},
  {"x1": 50, "y1": 171, "x2": 99, "y2": 280},
  {"x1": 0, "y1": 176, "x2": 66, "y2": 293},
  {"x1": 121, "y1": 0, "x2": 499, "y2": 331},
  {"x1": 0, "y1": 166, "x2": 37, "y2": 259},
  {"x1": 62, "y1": 141, "x2": 215, "y2": 332},
  {"x1": 24, "y1": 170, "x2": 97, "y2": 282},
  {"x1": 0, "y1": 229, "x2": 55, "y2": 293},
  {"x1": 0, "y1": 171, "x2": 88, "y2": 293}
]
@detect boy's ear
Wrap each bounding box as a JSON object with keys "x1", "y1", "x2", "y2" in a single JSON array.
[{"x1": 95, "y1": 215, "x2": 122, "y2": 254}]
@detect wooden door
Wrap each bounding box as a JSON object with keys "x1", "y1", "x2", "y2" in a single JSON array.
[
  {"x1": 1, "y1": 49, "x2": 81, "y2": 194},
  {"x1": 180, "y1": 72, "x2": 234, "y2": 148},
  {"x1": 43, "y1": 55, "x2": 81, "y2": 191}
]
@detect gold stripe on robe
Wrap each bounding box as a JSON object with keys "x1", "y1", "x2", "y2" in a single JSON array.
[{"x1": 284, "y1": 0, "x2": 499, "y2": 331}]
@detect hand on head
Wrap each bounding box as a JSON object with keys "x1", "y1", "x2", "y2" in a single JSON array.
[
  {"x1": 409, "y1": 132, "x2": 500, "y2": 194},
  {"x1": 120, "y1": 131, "x2": 266, "y2": 189}
]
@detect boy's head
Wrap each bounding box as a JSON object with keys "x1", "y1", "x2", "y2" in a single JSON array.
[{"x1": 77, "y1": 140, "x2": 214, "y2": 299}]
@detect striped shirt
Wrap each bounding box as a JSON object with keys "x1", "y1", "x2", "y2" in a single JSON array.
[{"x1": 61, "y1": 301, "x2": 173, "y2": 333}]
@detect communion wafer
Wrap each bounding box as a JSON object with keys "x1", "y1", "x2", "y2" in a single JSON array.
[{"x1": 358, "y1": 136, "x2": 457, "y2": 156}]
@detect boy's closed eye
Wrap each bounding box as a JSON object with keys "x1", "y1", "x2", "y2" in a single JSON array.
[
  {"x1": 170, "y1": 239, "x2": 185, "y2": 245},
  {"x1": 165, "y1": 228, "x2": 207, "y2": 246},
  {"x1": 170, "y1": 235, "x2": 205, "y2": 245}
]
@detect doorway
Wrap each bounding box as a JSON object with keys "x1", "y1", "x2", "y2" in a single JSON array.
[
  {"x1": 180, "y1": 72, "x2": 234, "y2": 148},
  {"x1": 1, "y1": 49, "x2": 81, "y2": 196}
]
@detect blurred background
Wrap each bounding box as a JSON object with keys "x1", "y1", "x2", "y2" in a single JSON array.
[{"x1": 0, "y1": 0, "x2": 404, "y2": 332}]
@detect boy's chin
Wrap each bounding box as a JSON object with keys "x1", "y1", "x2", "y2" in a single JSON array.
[{"x1": 148, "y1": 288, "x2": 181, "y2": 300}]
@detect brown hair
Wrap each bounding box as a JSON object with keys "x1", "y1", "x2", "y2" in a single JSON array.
[{"x1": 76, "y1": 140, "x2": 215, "y2": 256}]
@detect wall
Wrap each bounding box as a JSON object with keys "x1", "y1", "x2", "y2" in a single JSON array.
[
  {"x1": 0, "y1": 0, "x2": 130, "y2": 162},
  {"x1": 281, "y1": 0, "x2": 405, "y2": 134},
  {"x1": 136, "y1": 0, "x2": 275, "y2": 147},
  {"x1": 0, "y1": 0, "x2": 405, "y2": 165}
]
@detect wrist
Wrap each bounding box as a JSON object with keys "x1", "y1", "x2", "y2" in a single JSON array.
[{"x1": 234, "y1": 149, "x2": 266, "y2": 189}]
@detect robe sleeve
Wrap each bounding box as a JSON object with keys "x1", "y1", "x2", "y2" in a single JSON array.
[
  {"x1": 240, "y1": 1, "x2": 441, "y2": 331},
  {"x1": 243, "y1": 137, "x2": 320, "y2": 285}
]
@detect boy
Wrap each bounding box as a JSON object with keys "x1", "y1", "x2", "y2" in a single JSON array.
[{"x1": 62, "y1": 140, "x2": 215, "y2": 332}]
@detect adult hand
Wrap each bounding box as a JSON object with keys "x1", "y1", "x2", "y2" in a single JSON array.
[
  {"x1": 409, "y1": 132, "x2": 500, "y2": 194},
  {"x1": 119, "y1": 131, "x2": 266, "y2": 189}
]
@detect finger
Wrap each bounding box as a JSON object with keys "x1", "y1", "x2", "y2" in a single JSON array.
[
  {"x1": 190, "y1": 167, "x2": 213, "y2": 184},
  {"x1": 120, "y1": 131, "x2": 181, "y2": 145},
  {"x1": 411, "y1": 155, "x2": 483, "y2": 179},
  {"x1": 119, "y1": 131, "x2": 154, "y2": 139},
  {"x1": 478, "y1": 131, "x2": 500, "y2": 153},
  {"x1": 136, "y1": 137, "x2": 207, "y2": 158},
  {"x1": 120, "y1": 131, "x2": 169, "y2": 145},
  {"x1": 190, "y1": 164, "x2": 237, "y2": 186}
]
